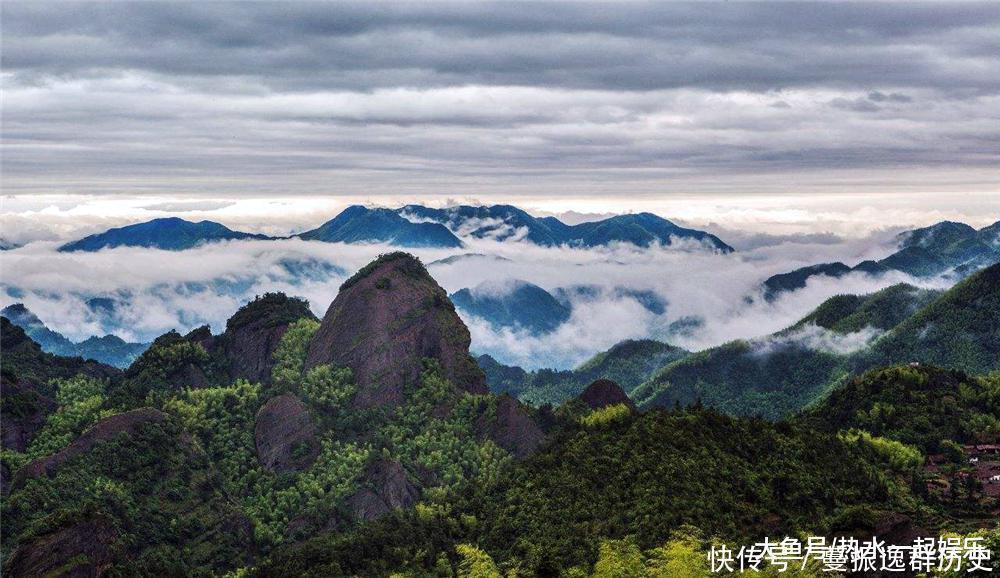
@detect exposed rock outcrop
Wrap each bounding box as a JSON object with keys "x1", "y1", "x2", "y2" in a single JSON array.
[
  {"x1": 218, "y1": 293, "x2": 316, "y2": 384},
  {"x1": 5, "y1": 515, "x2": 118, "y2": 578},
  {"x1": 579, "y1": 379, "x2": 636, "y2": 411},
  {"x1": 0, "y1": 376, "x2": 57, "y2": 453},
  {"x1": 305, "y1": 253, "x2": 486, "y2": 409},
  {"x1": 13, "y1": 408, "x2": 166, "y2": 489},
  {"x1": 346, "y1": 459, "x2": 421, "y2": 521},
  {"x1": 254, "y1": 394, "x2": 319, "y2": 472},
  {"x1": 477, "y1": 395, "x2": 544, "y2": 460}
]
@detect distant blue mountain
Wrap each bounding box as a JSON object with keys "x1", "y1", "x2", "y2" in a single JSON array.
[
  {"x1": 1, "y1": 303, "x2": 148, "y2": 368},
  {"x1": 298, "y1": 205, "x2": 463, "y2": 248},
  {"x1": 761, "y1": 220, "x2": 1000, "y2": 300},
  {"x1": 554, "y1": 285, "x2": 668, "y2": 315},
  {"x1": 451, "y1": 280, "x2": 571, "y2": 335},
  {"x1": 59, "y1": 217, "x2": 271, "y2": 252},
  {"x1": 399, "y1": 204, "x2": 734, "y2": 251}
]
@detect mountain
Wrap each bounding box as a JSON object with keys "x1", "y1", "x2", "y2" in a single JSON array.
[
  {"x1": 554, "y1": 284, "x2": 668, "y2": 314},
  {"x1": 58, "y1": 217, "x2": 271, "y2": 252},
  {"x1": 1, "y1": 303, "x2": 149, "y2": 368},
  {"x1": 634, "y1": 267, "x2": 1000, "y2": 418},
  {"x1": 480, "y1": 338, "x2": 688, "y2": 405},
  {"x1": 4, "y1": 252, "x2": 998, "y2": 576},
  {"x1": 761, "y1": 220, "x2": 1000, "y2": 299},
  {"x1": 800, "y1": 364, "x2": 1000, "y2": 453},
  {"x1": 399, "y1": 204, "x2": 565, "y2": 245},
  {"x1": 298, "y1": 205, "x2": 463, "y2": 248},
  {"x1": 762, "y1": 262, "x2": 852, "y2": 300},
  {"x1": 304, "y1": 252, "x2": 487, "y2": 407},
  {"x1": 451, "y1": 280, "x2": 571, "y2": 335},
  {"x1": 110, "y1": 292, "x2": 317, "y2": 405},
  {"x1": 399, "y1": 204, "x2": 734, "y2": 251},
  {"x1": 860, "y1": 261, "x2": 1000, "y2": 372},
  {"x1": 0, "y1": 238, "x2": 21, "y2": 251},
  {"x1": 0, "y1": 317, "x2": 119, "y2": 456}
]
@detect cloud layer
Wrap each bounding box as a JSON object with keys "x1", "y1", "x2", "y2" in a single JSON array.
[
  {"x1": 2, "y1": 2, "x2": 999, "y2": 197},
  {"x1": 0, "y1": 232, "x2": 953, "y2": 369}
]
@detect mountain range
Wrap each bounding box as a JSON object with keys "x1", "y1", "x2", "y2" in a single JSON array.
[
  {"x1": 50, "y1": 204, "x2": 735, "y2": 252},
  {"x1": 762, "y1": 220, "x2": 1000, "y2": 300},
  {"x1": 2, "y1": 251, "x2": 997, "y2": 575},
  {"x1": 58, "y1": 217, "x2": 272, "y2": 252},
  {"x1": 399, "y1": 204, "x2": 735, "y2": 251},
  {"x1": 1, "y1": 303, "x2": 149, "y2": 368}
]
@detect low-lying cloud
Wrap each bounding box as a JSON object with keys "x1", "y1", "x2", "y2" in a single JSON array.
[{"x1": 0, "y1": 228, "x2": 955, "y2": 369}]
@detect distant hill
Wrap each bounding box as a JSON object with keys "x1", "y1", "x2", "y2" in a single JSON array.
[
  {"x1": 451, "y1": 281, "x2": 668, "y2": 337},
  {"x1": 761, "y1": 220, "x2": 1000, "y2": 300},
  {"x1": 799, "y1": 364, "x2": 1000, "y2": 453},
  {"x1": 400, "y1": 204, "x2": 734, "y2": 251},
  {"x1": 298, "y1": 205, "x2": 463, "y2": 248},
  {"x1": 451, "y1": 280, "x2": 571, "y2": 335},
  {"x1": 479, "y1": 338, "x2": 689, "y2": 405},
  {"x1": 1, "y1": 304, "x2": 148, "y2": 368},
  {"x1": 59, "y1": 217, "x2": 271, "y2": 252},
  {"x1": 634, "y1": 266, "x2": 1000, "y2": 418}
]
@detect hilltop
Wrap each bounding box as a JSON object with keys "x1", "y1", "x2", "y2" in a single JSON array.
[{"x1": 58, "y1": 217, "x2": 271, "y2": 252}]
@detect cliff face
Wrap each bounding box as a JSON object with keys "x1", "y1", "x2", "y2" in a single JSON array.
[
  {"x1": 255, "y1": 394, "x2": 319, "y2": 473},
  {"x1": 218, "y1": 293, "x2": 317, "y2": 384},
  {"x1": 305, "y1": 253, "x2": 486, "y2": 409}
]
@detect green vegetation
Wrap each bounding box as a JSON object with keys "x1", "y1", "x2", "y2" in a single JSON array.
[
  {"x1": 802, "y1": 365, "x2": 1000, "y2": 452},
  {"x1": 225, "y1": 292, "x2": 314, "y2": 332},
  {"x1": 340, "y1": 251, "x2": 429, "y2": 291},
  {"x1": 4, "y1": 259, "x2": 999, "y2": 576},
  {"x1": 480, "y1": 339, "x2": 688, "y2": 406},
  {"x1": 637, "y1": 264, "x2": 1000, "y2": 419}
]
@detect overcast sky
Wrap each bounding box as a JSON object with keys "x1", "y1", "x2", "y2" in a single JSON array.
[{"x1": 2, "y1": 2, "x2": 998, "y2": 229}]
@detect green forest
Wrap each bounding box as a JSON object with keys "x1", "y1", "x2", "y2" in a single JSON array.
[{"x1": 2, "y1": 257, "x2": 999, "y2": 576}]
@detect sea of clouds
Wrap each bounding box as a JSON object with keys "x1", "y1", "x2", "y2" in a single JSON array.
[{"x1": 0, "y1": 226, "x2": 957, "y2": 370}]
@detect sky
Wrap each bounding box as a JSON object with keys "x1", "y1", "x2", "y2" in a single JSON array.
[
  {"x1": 1, "y1": 2, "x2": 998, "y2": 369},
  {"x1": 2, "y1": 1, "x2": 999, "y2": 236}
]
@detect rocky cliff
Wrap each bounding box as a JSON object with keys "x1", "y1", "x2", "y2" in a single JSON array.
[{"x1": 305, "y1": 253, "x2": 486, "y2": 408}]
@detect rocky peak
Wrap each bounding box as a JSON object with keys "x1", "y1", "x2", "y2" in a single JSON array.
[
  {"x1": 305, "y1": 253, "x2": 486, "y2": 409},
  {"x1": 579, "y1": 379, "x2": 636, "y2": 411},
  {"x1": 477, "y1": 395, "x2": 545, "y2": 460},
  {"x1": 219, "y1": 292, "x2": 317, "y2": 383},
  {"x1": 13, "y1": 408, "x2": 167, "y2": 489}
]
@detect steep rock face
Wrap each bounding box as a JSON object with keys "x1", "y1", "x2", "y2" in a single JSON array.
[
  {"x1": 5, "y1": 516, "x2": 118, "y2": 578},
  {"x1": 254, "y1": 394, "x2": 319, "y2": 472},
  {"x1": 346, "y1": 459, "x2": 420, "y2": 521},
  {"x1": 477, "y1": 395, "x2": 544, "y2": 460},
  {"x1": 305, "y1": 253, "x2": 486, "y2": 408},
  {"x1": 579, "y1": 379, "x2": 636, "y2": 411},
  {"x1": 218, "y1": 293, "x2": 317, "y2": 383},
  {"x1": 0, "y1": 377, "x2": 57, "y2": 453},
  {"x1": 13, "y1": 408, "x2": 166, "y2": 489}
]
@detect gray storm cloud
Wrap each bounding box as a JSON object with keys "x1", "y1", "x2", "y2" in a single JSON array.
[{"x1": 1, "y1": 2, "x2": 999, "y2": 197}]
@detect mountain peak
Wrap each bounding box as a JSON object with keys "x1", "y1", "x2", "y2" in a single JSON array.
[
  {"x1": 299, "y1": 206, "x2": 463, "y2": 248},
  {"x1": 59, "y1": 218, "x2": 268, "y2": 252},
  {"x1": 305, "y1": 252, "x2": 486, "y2": 408}
]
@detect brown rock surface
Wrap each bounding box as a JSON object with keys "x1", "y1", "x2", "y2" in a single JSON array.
[
  {"x1": 1, "y1": 376, "x2": 57, "y2": 453},
  {"x1": 5, "y1": 516, "x2": 118, "y2": 578},
  {"x1": 477, "y1": 395, "x2": 544, "y2": 460},
  {"x1": 305, "y1": 253, "x2": 486, "y2": 409},
  {"x1": 254, "y1": 394, "x2": 319, "y2": 472},
  {"x1": 218, "y1": 294, "x2": 316, "y2": 383},
  {"x1": 346, "y1": 459, "x2": 421, "y2": 521},
  {"x1": 579, "y1": 379, "x2": 636, "y2": 411},
  {"x1": 13, "y1": 408, "x2": 166, "y2": 489}
]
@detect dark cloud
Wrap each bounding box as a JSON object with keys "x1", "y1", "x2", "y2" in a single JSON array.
[{"x1": 1, "y1": 2, "x2": 998, "y2": 197}]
